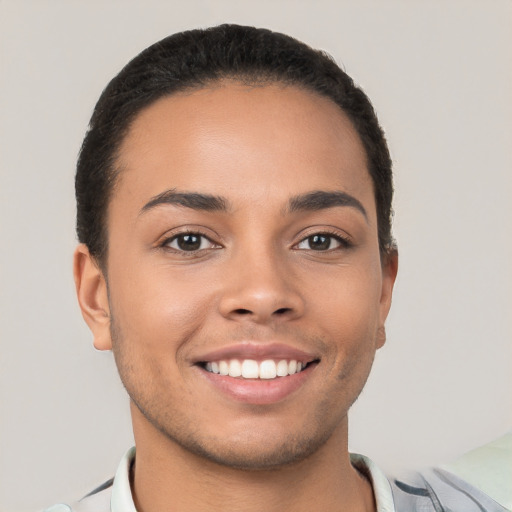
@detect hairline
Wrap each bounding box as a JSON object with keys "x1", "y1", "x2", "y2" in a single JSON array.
[{"x1": 96, "y1": 77, "x2": 382, "y2": 270}]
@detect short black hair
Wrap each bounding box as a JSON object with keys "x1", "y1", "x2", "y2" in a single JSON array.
[{"x1": 76, "y1": 24, "x2": 394, "y2": 267}]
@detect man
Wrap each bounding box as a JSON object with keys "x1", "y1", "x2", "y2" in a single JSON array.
[{"x1": 44, "y1": 24, "x2": 508, "y2": 512}]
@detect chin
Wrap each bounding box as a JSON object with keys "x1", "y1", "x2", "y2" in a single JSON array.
[
  {"x1": 171, "y1": 430, "x2": 335, "y2": 471},
  {"x1": 142, "y1": 406, "x2": 341, "y2": 471}
]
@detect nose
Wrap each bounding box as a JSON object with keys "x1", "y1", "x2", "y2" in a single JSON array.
[{"x1": 218, "y1": 247, "x2": 305, "y2": 324}]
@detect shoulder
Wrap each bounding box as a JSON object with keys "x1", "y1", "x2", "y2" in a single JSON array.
[
  {"x1": 390, "y1": 466, "x2": 509, "y2": 512},
  {"x1": 352, "y1": 449, "x2": 510, "y2": 512},
  {"x1": 40, "y1": 447, "x2": 136, "y2": 512},
  {"x1": 40, "y1": 479, "x2": 113, "y2": 512}
]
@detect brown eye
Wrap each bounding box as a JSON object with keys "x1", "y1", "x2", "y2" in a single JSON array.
[
  {"x1": 296, "y1": 233, "x2": 346, "y2": 251},
  {"x1": 166, "y1": 233, "x2": 216, "y2": 252},
  {"x1": 177, "y1": 234, "x2": 201, "y2": 251},
  {"x1": 307, "y1": 235, "x2": 331, "y2": 250}
]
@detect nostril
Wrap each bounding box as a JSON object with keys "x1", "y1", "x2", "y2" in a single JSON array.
[{"x1": 274, "y1": 307, "x2": 292, "y2": 315}]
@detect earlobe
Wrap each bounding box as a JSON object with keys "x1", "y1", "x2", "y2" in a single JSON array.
[
  {"x1": 376, "y1": 326, "x2": 386, "y2": 349},
  {"x1": 73, "y1": 244, "x2": 112, "y2": 351},
  {"x1": 377, "y1": 248, "x2": 398, "y2": 349}
]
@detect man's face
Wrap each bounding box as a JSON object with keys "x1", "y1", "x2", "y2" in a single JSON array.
[{"x1": 82, "y1": 82, "x2": 396, "y2": 469}]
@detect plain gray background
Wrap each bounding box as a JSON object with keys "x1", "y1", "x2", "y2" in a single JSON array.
[{"x1": 1, "y1": 1, "x2": 511, "y2": 510}]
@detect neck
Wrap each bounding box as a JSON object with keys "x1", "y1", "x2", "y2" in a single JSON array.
[{"x1": 130, "y1": 403, "x2": 375, "y2": 512}]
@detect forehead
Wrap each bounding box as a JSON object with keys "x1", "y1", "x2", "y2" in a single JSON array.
[{"x1": 114, "y1": 82, "x2": 373, "y2": 214}]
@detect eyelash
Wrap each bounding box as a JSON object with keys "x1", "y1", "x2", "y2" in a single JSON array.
[
  {"x1": 293, "y1": 230, "x2": 352, "y2": 252},
  {"x1": 160, "y1": 230, "x2": 220, "y2": 254},
  {"x1": 159, "y1": 229, "x2": 352, "y2": 255}
]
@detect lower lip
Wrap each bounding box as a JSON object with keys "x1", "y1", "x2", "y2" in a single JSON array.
[{"x1": 198, "y1": 364, "x2": 316, "y2": 405}]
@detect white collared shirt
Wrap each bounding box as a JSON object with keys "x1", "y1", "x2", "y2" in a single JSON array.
[
  {"x1": 43, "y1": 448, "x2": 396, "y2": 512},
  {"x1": 44, "y1": 436, "x2": 511, "y2": 512}
]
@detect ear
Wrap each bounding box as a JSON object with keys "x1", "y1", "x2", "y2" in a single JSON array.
[
  {"x1": 377, "y1": 248, "x2": 398, "y2": 349},
  {"x1": 73, "y1": 244, "x2": 112, "y2": 351}
]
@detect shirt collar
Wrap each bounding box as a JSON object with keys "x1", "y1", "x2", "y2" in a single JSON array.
[
  {"x1": 111, "y1": 447, "x2": 395, "y2": 512},
  {"x1": 350, "y1": 453, "x2": 396, "y2": 512},
  {"x1": 111, "y1": 447, "x2": 137, "y2": 512}
]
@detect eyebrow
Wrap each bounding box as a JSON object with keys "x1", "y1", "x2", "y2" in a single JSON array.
[
  {"x1": 139, "y1": 188, "x2": 367, "y2": 219},
  {"x1": 140, "y1": 189, "x2": 229, "y2": 214},
  {"x1": 287, "y1": 190, "x2": 368, "y2": 220}
]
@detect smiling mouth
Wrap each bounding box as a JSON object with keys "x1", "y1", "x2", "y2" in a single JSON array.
[{"x1": 200, "y1": 359, "x2": 317, "y2": 380}]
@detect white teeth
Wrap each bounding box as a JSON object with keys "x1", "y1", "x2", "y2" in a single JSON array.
[
  {"x1": 276, "y1": 360, "x2": 288, "y2": 377},
  {"x1": 204, "y1": 359, "x2": 309, "y2": 379},
  {"x1": 219, "y1": 360, "x2": 229, "y2": 376},
  {"x1": 228, "y1": 359, "x2": 242, "y2": 377},
  {"x1": 241, "y1": 359, "x2": 259, "y2": 379},
  {"x1": 259, "y1": 360, "x2": 277, "y2": 379}
]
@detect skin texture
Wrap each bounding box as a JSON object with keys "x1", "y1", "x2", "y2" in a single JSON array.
[{"x1": 74, "y1": 82, "x2": 397, "y2": 512}]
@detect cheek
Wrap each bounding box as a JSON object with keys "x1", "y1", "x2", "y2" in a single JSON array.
[
  {"x1": 310, "y1": 263, "x2": 383, "y2": 376},
  {"x1": 107, "y1": 263, "x2": 213, "y2": 357},
  {"x1": 310, "y1": 262, "x2": 383, "y2": 331}
]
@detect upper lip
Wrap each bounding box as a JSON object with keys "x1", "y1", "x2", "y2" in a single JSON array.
[{"x1": 192, "y1": 342, "x2": 319, "y2": 364}]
